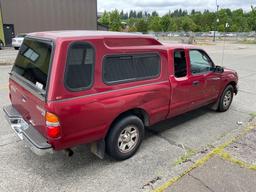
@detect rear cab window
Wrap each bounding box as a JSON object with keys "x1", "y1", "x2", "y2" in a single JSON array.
[
  {"x1": 103, "y1": 53, "x2": 160, "y2": 84},
  {"x1": 12, "y1": 38, "x2": 53, "y2": 95}
]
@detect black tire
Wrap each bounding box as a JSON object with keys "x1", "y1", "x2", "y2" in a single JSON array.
[
  {"x1": 106, "y1": 115, "x2": 144, "y2": 160},
  {"x1": 218, "y1": 85, "x2": 234, "y2": 112},
  {"x1": 14, "y1": 47, "x2": 19, "y2": 50}
]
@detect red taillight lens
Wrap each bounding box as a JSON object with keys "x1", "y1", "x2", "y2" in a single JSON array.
[
  {"x1": 47, "y1": 126, "x2": 61, "y2": 138},
  {"x1": 45, "y1": 112, "x2": 61, "y2": 138}
]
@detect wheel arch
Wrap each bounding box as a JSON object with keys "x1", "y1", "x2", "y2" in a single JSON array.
[
  {"x1": 105, "y1": 108, "x2": 149, "y2": 138},
  {"x1": 226, "y1": 81, "x2": 238, "y2": 94}
]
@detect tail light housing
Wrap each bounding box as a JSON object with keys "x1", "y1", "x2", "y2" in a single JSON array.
[{"x1": 45, "y1": 112, "x2": 61, "y2": 138}]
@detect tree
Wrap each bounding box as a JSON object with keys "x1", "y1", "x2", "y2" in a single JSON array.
[
  {"x1": 98, "y1": 11, "x2": 110, "y2": 26},
  {"x1": 109, "y1": 10, "x2": 122, "y2": 31},
  {"x1": 99, "y1": 8, "x2": 256, "y2": 33},
  {"x1": 144, "y1": 11, "x2": 151, "y2": 18},
  {"x1": 135, "y1": 19, "x2": 148, "y2": 32},
  {"x1": 181, "y1": 16, "x2": 197, "y2": 31},
  {"x1": 148, "y1": 16, "x2": 162, "y2": 32},
  {"x1": 249, "y1": 6, "x2": 256, "y2": 32},
  {"x1": 152, "y1": 11, "x2": 159, "y2": 17},
  {"x1": 129, "y1": 10, "x2": 135, "y2": 18},
  {"x1": 137, "y1": 11, "x2": 143, "y2": 18},
  {"x1": 160, "y1": 15, "x2": 171, "y2": 32},
  {"x1": 120, "y1": 10, "x2": 124, "y2": 19},
  {"x1": 127, "y1": 18, "x2": 137, "y2": 32},
  {"x1": 167, "y1": 19, "x2": 178, "y2": 31}
]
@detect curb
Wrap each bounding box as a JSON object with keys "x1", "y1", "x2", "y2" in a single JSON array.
[{"x1": 153, "y1": 120, "x2": 256, "y2": 192}]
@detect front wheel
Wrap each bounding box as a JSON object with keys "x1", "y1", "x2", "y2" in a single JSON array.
[
  {"x1": 218, "y1": 85, "x2": 234, "y2": 112},
  {"x1": 14, "y1": 47, "x2": 19, "y2": 50},
  {"x1": 106, "y1": 115, "x2": 144, "y2": 160}
]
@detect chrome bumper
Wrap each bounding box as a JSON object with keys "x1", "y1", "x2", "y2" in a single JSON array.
[{"x1": 3, "y1": 105, "x2": 53, "y2": 156}]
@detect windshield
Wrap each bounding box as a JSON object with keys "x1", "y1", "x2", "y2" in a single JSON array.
[{"x1": 12, "y1": 38, "x2": 52, "y2": 90}]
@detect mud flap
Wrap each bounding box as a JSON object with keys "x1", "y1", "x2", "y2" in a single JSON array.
[
  {"x1": 90, "y1": 140, "x2": 105, "y2": 159},
  {"x1": 210, "y1": 98, "x2": 220, "y2": 111}
]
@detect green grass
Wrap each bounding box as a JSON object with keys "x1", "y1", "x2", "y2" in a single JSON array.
[
  {"x1": 249, "y1": 112, "x2": 256, "y2": 117},
  {"x1": 175, "y1": 149, "x2": 197, "y2": 165}
]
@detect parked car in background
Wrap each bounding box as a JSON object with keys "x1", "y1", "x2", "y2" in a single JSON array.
[
  {"x1": 225, "y1": 33, "x2": 237, "y2": 37},
  {"x1": 12, "y1": 34, "x2": 26, "y2": 50},
  {"x1": 3, "y1": 31, "x2": 238, "y2": 160}
]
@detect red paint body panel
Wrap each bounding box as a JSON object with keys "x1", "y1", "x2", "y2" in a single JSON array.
[
  {"x1": 8, "y1": 31, "x2": 238, "y2": 151},
  {"x1": 9, "y1": 79, "x2": 47, "y2": 137}
]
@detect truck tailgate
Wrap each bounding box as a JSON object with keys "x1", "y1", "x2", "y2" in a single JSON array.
[{"x1": 9, "y1": 78, "x2": 46, "y2": 137}]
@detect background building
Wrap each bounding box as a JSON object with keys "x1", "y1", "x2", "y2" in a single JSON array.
[{"x1": 0, "y1": 0, "x2": 97, "y2": 45}]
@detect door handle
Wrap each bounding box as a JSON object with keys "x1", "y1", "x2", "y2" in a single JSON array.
[
  {"x1": 192, "y1": 81, "x2": 200, "y2": 86},
  {"x1": 208, "y1": 77, "x2": 220, "y2": 81}
]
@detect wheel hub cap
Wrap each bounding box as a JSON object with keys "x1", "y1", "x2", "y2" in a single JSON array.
[
  {"x1": 223, "y1": 90, "x2": 232, "y2": 107},
  {"x1": 118, "y1": 126, "x2": 139, "y2": 153}
]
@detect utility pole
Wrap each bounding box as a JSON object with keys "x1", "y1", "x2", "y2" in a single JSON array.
[{"x1": 213, "y1": 0, "x2": 219, "y2": 42}]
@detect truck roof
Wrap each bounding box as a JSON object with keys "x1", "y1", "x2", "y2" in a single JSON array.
[
  {"x1": 27, "y1": 30, "x2": 198, "y2": 50},
  {"x1": 28, "y1": 30, "x2": 156, "y2": 40}
]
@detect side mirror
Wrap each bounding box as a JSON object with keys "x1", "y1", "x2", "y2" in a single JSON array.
[{"x1": 213, "y1": 65, "x2": 224, "y2": 73}]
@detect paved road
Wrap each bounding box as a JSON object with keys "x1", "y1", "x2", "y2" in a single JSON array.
[
  {"x1": 0, "y1": 48, "x2": 18, "y2": 65},
  {"x1": 166, "y1": 119, "x2": 256, "y2": 192},
  {"x1": 0, "y1": 43, "x2": 255, "y2": 192}
]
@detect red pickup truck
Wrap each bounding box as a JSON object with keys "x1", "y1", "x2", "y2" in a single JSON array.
[{"x1": 3, "y1": 31, "x2": 238, "y2": 160}]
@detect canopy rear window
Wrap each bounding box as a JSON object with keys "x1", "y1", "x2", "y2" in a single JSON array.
[{"x1": 12, "y1": 38, "x2": 52, "y2": 90}]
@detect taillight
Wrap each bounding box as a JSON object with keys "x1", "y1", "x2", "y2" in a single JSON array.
[{"x1": 45, "y1": 112, "x2": 61, "y2": 138}]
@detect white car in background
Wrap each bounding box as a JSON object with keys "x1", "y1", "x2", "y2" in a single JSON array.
[{"x1": 12, "y1": 34, "x2": 26, "y2": 50}]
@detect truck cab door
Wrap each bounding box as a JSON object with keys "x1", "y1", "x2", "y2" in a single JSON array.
[
  {"x1": 168, "y1": 49, "x2": 211, "y2": 118},
  {"x1": 188, "y1": 49, "x2": 221, "y2": 106},
  {"x1": 168, "y1": 49, "x2": 197, "y2": 118}
]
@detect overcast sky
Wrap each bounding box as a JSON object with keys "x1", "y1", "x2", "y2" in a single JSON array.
[{"x1": 98, "y1": 0, "x2": 256, "y2": 15}]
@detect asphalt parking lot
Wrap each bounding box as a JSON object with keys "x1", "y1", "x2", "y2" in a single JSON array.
[{"x1": 0, "y1": 43, "x2": 256, "y2": 192}]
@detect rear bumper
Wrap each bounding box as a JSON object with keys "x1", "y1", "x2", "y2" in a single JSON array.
[{"x1": 3, "y1": 105, "x2": 53, "y2": 156}]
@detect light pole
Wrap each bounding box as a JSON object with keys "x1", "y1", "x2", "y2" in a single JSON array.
[{"x1": 213, "y1": 0, "x2": 219, "y2": 42}]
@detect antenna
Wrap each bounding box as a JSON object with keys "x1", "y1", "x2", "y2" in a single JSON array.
[
  {"x1": 221, "y1": 22, "x2": 229, "y2": 66},
  {"x1": 221, "y1": 34, "x2": 226, "y2": 66}
]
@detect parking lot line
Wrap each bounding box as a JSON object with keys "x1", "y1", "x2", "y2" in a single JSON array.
[{"x1": 153, "y1": 123, "x2": 256, "y2": 192}]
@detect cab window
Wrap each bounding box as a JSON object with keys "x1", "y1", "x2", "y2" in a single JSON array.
[
  {"x1": 174, "y1": 49, "x2": 187, "y2": 78},
  {"x1": 189, "y1": 50, "x2": 213, "y2": 75}
]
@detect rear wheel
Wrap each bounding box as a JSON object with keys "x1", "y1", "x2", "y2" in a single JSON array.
[
  {"x1": 106, "y1": 115, "x2": 144, "y2": 160},
  {"x1": 218, "y1": 85, "x2": 234, "y2": 112},
  {"x1": 14, "y1": 47, "x2": 19, "y2": 50}
]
